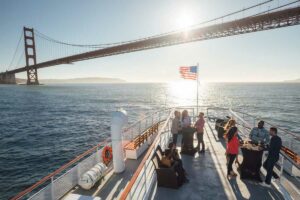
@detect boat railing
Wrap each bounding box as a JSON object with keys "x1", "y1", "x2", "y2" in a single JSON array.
[
  {"x1": 119, "y1": 108, "x2": 174, "y2": 200},
  {"x1": 122, "y1": 108, "x2": 172, "y2": 141},
  {"x1": 206, "y1": 106, "x2": 300, "y2": 198},
  {"x1": 11, "y1": 139, "x2": 111, "y2": 200}
]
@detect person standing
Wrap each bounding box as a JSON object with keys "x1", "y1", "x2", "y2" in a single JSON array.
[
  {"x1": 195, "y1": 112, "x2": 205, "y2": 153},
  {"x1": 260, "y1": 127, "x2": 282, "y2": 187},
  {"x1": 223, "y1": 119, "x2": 240, "y2": 165},
  {"x1": 249, "y1": 120, "x2": 270, "y2": 144},
  {"x1": 171, "y1": 111, "x2": 181, "y2": 146},
  {"x1": 226, "y1": 127, "x2": 239, "y2": 178},
  {"x1": 181, "y1": 110, "x2": 191, "y2": 128}
]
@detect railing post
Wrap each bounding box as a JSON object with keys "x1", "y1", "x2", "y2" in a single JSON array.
[
  {"x1": 192, "y1": 108, "x2": 195, "y2": 120},
  {"x1": 139, "y1": 121, "x2": 141, "y2": 135},
  {"x1": 143, "y1": 164, "x2": 147, "y2": 193},
  {"x1": 158, "y1": 112, "x2": 161, "y2": 122},
  {"x1": 51, "y1": 176, "x2": 54, "y2": 200},
  {"x1": 151, "y1": 115, "x2": 153, "y2": 126},
  {"x1": 280, "y1": 155, "x2": 284, "y2": 184}
]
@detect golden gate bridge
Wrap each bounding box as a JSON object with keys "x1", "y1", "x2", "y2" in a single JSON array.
[{"x1": 1, "y1": 0, "x2": 300, "y2": 85}]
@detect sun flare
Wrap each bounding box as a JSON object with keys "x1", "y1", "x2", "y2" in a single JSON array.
[
  {"x1": 176, "y1": 10, "x2": 194, "y2": 29},
  {"x1": 167, "y1": 81, "x2": 207, "y2": 106}
]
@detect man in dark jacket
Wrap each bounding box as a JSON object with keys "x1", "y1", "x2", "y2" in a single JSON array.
[{"x1": 260, "y1": 127, "x2": 282, "y2": 187}]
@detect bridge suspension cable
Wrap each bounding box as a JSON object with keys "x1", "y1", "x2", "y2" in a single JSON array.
[
  {"x1": 36, "y1": 0, "x2": 273, "y2": 49},
  {"x1": 7, "y1": 31, "x2": 23, "y2": 71},
  {"x1": 32, "y1": 0, "x2": 299, "y2": 53}
]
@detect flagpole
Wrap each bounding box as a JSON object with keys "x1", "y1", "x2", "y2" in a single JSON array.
[{"x1": 196, "y1": 63, "x2": 199, "y2": 116}]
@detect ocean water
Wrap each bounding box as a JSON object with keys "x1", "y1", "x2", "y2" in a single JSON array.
[{"x1": 0, "y1": 83, "x2": 299, "y2": 199}]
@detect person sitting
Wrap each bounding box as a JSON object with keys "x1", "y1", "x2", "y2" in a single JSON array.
[
  {"x1": 195, "y1": 112, "x2": 205, "y2": 153},
  {"x1": 162, "y1": 144, "x2": 188, "y2": 185},
  {"x1": 249, "y1": 120, "x2": 270, "y2": 144},
  {"x1": 165, "y1": 142, "x2": 185, "y2": 172},
  {"x1": 226, "y1": 127, "x2": 240, "y2": 178},
  {"x1": 171, "y1": 111, "x2": 181, "y2": 146},
  {"x1": 260, "y1": 127, "x2": 282, "y2": 187}
]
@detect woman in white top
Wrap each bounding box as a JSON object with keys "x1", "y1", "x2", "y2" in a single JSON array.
[{"x1": 181, "y1": 110, "x2": 191, "y2": 128}]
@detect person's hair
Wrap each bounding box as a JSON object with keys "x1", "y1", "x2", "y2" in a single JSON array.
[
  {"x1": 227, "y1": 127, "x2": 238, "y2": 142},
  {"x1": 168, "y1": 142, "x2": 174, "y2": 149},
  {"x1": 199, "y1": 112, "x2": 204, "y2": 116},
  {"x1": 182, "y1": 110, "x2": 188, "y2": 118},
  {"x1": 174, "y1": 110, "x2": 178, "y2": 116},
  {"x1": 258, "y1": 120, "x2": 264, "y2": 126},
  {"x1": 224, "y1": 119, "x2": 236, "y2": 131},
  {"x1": 270, "y1": 127, "x2": 277, "y2": 134}
]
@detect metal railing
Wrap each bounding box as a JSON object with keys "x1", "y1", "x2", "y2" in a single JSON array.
[
  {"x1": 122, "y1": 108, "x2": 172, "y2": 141},
  {"x1": 119, "y1": 108, "x2": 174, "y2": 200},
  {"x1": 14, "y1": 109, "x2": 171, "y2": 200},
  {"x1": 11, "y1": 139, "x2": 111, "y2": 200},
  {"x1": 207, "y1": 106, "x2": 300, "y2": 198}
]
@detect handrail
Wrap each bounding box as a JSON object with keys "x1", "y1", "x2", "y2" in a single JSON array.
[
  {"x1": 11, "y1": 138, "x2": 110, "y2": 200},
  {"x1": 122, "y1": 108, "x2": 171, "y2": 132},
  {"x1": 230, "y1": 109, "x2": 300, "y2": 140},
  {"x1": 119, "y1": 108, "x2": 174, "y2": 200}
]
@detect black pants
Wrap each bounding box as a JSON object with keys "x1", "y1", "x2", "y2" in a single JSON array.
[
  {"x1": 227, "y1": 154, "x2": 237, "y2": 175},
  {"x1": 196, "y1": 132, "x2": 205, "y2": 151},
  {"x1": 173, "y1": 134, "x2": 178, "y2": 146},
  {"x1": 263, "y1": 158, "x2": 279, "y2": 184},
  {"x1": 173, "y1": 160, "x2": 186, "y2": 186}
]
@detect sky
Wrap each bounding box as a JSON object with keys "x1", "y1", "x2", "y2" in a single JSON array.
[{"x1": 0, "y1": 0, "x2": 300, "y2": 82}]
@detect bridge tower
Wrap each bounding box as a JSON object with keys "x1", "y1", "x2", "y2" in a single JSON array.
[{"x1": 23, "y1": 27, "x2": 39, "y2": 85}]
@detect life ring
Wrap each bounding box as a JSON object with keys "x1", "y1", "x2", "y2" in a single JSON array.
[{"x1": 102, "y1": 146, "x2": 113, "y2": 165}]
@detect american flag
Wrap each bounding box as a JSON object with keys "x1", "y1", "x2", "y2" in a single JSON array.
[{"x1": 179, "y1": 66, "x2": 198, "y2": 80}]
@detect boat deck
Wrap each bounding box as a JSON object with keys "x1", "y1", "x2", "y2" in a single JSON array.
[{"x1": 154, "y1": 122, "x2": 285, "y2": 200}]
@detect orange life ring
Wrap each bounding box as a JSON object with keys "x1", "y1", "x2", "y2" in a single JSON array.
[{"x1": 102, "y1": 146, "x2": 113, "y2": 165}]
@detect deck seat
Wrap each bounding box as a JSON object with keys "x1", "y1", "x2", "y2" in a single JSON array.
[
  {"x1": 124, "y1": 123, "x2": 160, "y2": 159},
  {"x1": 151, "y1": 145, "x2": 179, "y2": 189}
]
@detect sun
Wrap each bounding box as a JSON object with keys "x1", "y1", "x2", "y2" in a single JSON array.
[{"x1": 176, "y1": 10, "x2": 194, "y2": 29}]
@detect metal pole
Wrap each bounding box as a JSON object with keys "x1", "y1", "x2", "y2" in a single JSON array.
[
  {"x1": 51, "y1": 176, "x2": 54, "y2": 200},
  {"x1": 196, "y1": 63, "x2": 199, "y2": 116}
]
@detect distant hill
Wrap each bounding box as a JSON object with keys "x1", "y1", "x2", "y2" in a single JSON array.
[
  {"x1": 284, "y1": 78, "x2": 300, "y2": 83},
  {"x1": 16, "y1": 77, "x2": 126, "y2": 84}
]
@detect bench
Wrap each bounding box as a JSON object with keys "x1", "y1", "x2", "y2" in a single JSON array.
[
  {"x1": 151, "y1": 145, "x2": 179, "y2": 189},
  {"x1": 124, "y1": 123, "x2": 159, "y2": 159}
]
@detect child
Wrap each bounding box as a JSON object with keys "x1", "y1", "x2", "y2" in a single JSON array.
[{"x1": 195, "y1": 112, "x2": 205, "y2": 153}]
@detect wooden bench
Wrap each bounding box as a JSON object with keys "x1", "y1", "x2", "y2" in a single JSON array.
[{"x1": 124, "y1": 122, "x2": 159, "y2": 159}]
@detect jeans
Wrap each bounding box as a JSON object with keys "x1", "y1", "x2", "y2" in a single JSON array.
[
  {"x1": 173, "y1": 134, "x2": 178, "y2": 146},
  {"x1": 263, "y1": 158, "x2": 278, "y2": 184},
  {"x1": 196, "y1": 132, "x2": 205, "y2": 151},
  {"x1": 227, "y1": 154, "x2": 237, "y2": 175}
]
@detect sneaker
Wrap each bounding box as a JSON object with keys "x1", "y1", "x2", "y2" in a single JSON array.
[
  {"x1": 200, "y1": 150, "x2": 205, "y2": 154},
  {"x1": 260, "y1": 182, "x2": 271, "y2": 188},
  {"x1": 272, "y1": 179, "x2": 280, "y2": 185}
]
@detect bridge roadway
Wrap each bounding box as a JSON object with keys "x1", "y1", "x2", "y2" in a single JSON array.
[{"x1": 1, "y1": 6, "x2": 300, "y2": 75}]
